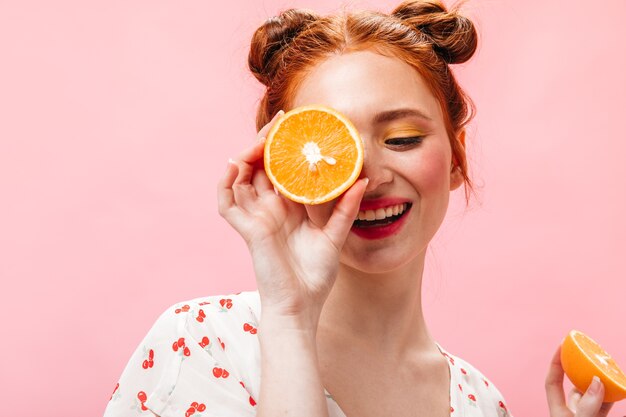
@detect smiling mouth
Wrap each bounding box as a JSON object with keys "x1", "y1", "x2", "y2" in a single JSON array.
[{"x1": 353, "y1": 203, "x2": 412, "y2": 228}]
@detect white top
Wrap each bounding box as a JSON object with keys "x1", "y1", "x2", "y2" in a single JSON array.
[{"x1": 104, "y1": 291, "x2": 512, "y2": 417}]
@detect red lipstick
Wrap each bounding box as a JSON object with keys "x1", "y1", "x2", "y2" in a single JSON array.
[{"x1": 351, "y1": 199, "x2": 412, "y2": 240}]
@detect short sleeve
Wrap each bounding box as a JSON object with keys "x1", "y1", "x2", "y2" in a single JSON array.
[{"x1": 104, "y1": 294, "x2": 261, "y2": 417}]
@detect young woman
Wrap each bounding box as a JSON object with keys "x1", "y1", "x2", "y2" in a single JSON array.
[{"x1": 104, "y1": 1, "x2": 615, "y2": 416}]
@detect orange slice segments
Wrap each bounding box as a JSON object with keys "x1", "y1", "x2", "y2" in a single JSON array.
[
  {"x1": 264, "y1": 105, "x2": 364, "y2": 205},
  {"x1": 561, "y1": 329, "x2": 626, "y2": 402}
]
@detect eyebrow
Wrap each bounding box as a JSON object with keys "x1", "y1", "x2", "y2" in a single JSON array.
[{"x1": 373, "y1": 108, "x2": 433, "y2": 124}]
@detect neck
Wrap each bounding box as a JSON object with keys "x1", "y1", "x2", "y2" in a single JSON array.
[{"x1": 318, "y1": 251, "x2": 434, "y2": 359}]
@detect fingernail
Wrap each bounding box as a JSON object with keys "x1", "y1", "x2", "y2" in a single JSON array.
[
  {"x1": 228, "y1": 158, "x2": 236, "y2": 165},
  {"x1": 278, "y1": 109, "x2": 285, "y2": 116},
  {"x1": 258, "y1": 136, "x2": 266, "y2": 143},
  {"x1": 587, "y1": 376, "x2": 601, "y2": 395}
]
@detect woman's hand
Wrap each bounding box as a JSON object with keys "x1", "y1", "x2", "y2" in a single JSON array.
[
  {"x1": 217, "y1": 110, "x2": 368, "y2": 330},
  {"x1": 546, "y1": 344, "x2": 615, "y2": 417}
]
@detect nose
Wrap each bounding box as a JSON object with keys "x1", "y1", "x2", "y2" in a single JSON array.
[{"x1": 359, "y1": 144, "x2": 392, "y2": 192}]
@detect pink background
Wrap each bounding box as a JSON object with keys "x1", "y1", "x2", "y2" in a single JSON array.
[{"x1": 1, "y1": 0, "x2": 625, "y2": 415}]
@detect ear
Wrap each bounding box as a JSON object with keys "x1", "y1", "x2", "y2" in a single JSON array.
[{"x1": 450, "y1": 129, "x2": 466, "y2": 191}]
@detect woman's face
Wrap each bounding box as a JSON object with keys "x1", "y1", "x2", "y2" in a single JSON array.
[{"x1": 292, "y1": 50, "x2": 464, "y2": 274}]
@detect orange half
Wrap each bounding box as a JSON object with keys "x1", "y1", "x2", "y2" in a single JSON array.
[
  {"x1": 264, "y1": 105, "x2": 364, "y2": 205},
  {"x1": 561, "y1": 329, "x2": 626, "y2": 402}
]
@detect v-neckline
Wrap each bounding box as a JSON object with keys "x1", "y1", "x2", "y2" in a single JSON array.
[{"x1": 322, "y1": 342, "x2": 454, "y2": 417}]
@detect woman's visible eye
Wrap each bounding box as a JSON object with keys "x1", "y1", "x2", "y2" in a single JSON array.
[{"x1": 384, "y1": 136, "x2": 424, "y2": 149}]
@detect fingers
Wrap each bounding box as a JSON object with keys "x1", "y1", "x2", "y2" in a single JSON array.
[
  {"x1": 573, "y1": 377, "x2": 605, "y2": 417},
  {"x1": 567, "y1": 388, "x2": 582, "y2": 413},
  {"x1": 256, "y1": 109, "x2": 285, "y2": 141},
  {"x1": 217, "y1": 159, "x2": 239, "y2": 217},
  {"x1": 545, "y1": 344, "x2": 570, "y2": 416},
  {"x1": 545, "y1": 344, "x2": 615, "y2": 417},
  {"x1": 228, "y1": 110, "x2": 285, "y2": 210},
  {"x1": 323, "y1": 178, "x2": 369, "y2": 249}
]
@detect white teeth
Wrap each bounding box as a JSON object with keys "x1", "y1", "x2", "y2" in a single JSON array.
[{"x1": 356, "y1": 203, "x2": 408, "y2": 221}]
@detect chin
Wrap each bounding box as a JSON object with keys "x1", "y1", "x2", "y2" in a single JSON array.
[{"x1": 339, "y1": 244, "x2": 425, "y2": 275}]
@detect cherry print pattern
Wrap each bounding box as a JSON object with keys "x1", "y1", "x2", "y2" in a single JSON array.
[
  {"x1": 212, "y1": 367, "x2": 230, "y2": 378},
  {"x1": 175, "y1": 304, "x2": 190, "y2": 314},
  {"x1": 199, "y1": 336, "x2": 210, "y2": 349},
  {"x1": 196, "y1": 309, "x2": 206, "y2": 322},
  {"x1": 172, "y1": 337, "x2": 191, "y2": 357},
  {"x1": 219, "y1": 298, "x2": 233, "y2": 311},
  {"x1": 239, "y1": 381, "x2": 257, "y2": 407},
  {"x1": 185, "y1": 401, "x2": 207, "y2": 417},
  {"x1": 137, "y1": 391, "x2": 148, "y2": 411},
  {"x1": 104, "y1": 293, "x2": 513, "y2": 417},
  {"x1": 142, "y1": 348, "x2": 155, "y2": 369},
  {"x1": 243, "y1": 322, "x2": 257, "y2": 335}
]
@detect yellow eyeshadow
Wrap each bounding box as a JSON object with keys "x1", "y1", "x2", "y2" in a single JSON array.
[{"x1": 383, "y1": 126, "x2": 426, "y2": 138}]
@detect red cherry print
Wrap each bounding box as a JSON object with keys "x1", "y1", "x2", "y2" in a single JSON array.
[
  {"x1": 213, "y1": 367, "x2": 223, "y2": 378},
  {"x1": 461, "y1": 368, "x2": 467, "y2": 375},
  {"x1": 137, "y1": 391, "x2": 147, "y2": 402},
  {"x1": 468, "y1": 394, "x2": 476, "y2": 402},
  {"x1": 185, "y1": 407, "x2": 196, "y2": 417},
  {"x1": 499, "y1": 401, "x2": 507, "y2": 410},
  {"x1": 199, "y1": 301, "x2": 210, "y2": 306},
  {"x1": 183, "y1": 346, "x2": 191, "y2": 356},
  {"x1": 177, "y1": 337, "x2": 185, "y2": 348},
  {"x1": 222, "y1": 369, "x2": 230, "y2": 378},
  {"x1": 219, "y1": 299, "x2": 226, "y2": 307},
  {"x1": 148, "y1": 359, "x2": 154, "y2": 368},
  {"x1": 142, "y1": 359, "x2": 149, "y2": 369},
  {"x1": 218, "y1": 337, "x2": 225, "y2": 350},
  {"x1": 458, "y1": 384, "x2": 463, "y2": 392},
  {"x1": 172, "y1": 341, "x2": 179, "y2": 352},
  {"x1": 141, "y1": 403, "x2": 148, "y2": 411},
  {"x1": 175, "y1": 308, "x2": 182, "y2": 314},
  {"x1": 249, "y1": 396, "x2": 257, "y2": 406},
  {"x1": 240, "y1": 381, "x2": 246, "y2": 388},
  {"x1": 250, "y1": 328, "x2": 257, "y2": 334},
  {"x1": 196, "y1": 316, "x2": 204, "y2": 323},
  {"x1": 200, "y1": 336, "x2": 210, "y2": 348},
  {"x1": 182, "y1": 305, "x2": 190, "y2": 312},
  {"x1": 191, "y1": 402, "x2": 199, "y2": 409},
  {"x1": 197, "y1": 404, "x2": 206, "y2": 412},
  {"x1": 483, "y1": 378, "x2": 489, "y2": 387},
  {"x1": 226, "y1": 301, "x2": 233, "y2": 309},
  {"x1": 148, "y1": 349, "x2": 154, "y2": 360},
  {"x1": 243, "y1": 323, "x2": 252, "y2": 332}
]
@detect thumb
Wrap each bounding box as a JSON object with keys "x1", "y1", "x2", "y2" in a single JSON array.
[
  {"x1": 323, "y1": 178, "x2": 368, "y2": 248},
  {"x1": 573, "y1": 376, "x2": 604, "y2": 417}
]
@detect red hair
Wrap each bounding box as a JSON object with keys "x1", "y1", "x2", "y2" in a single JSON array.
[{"x1": 248, "y1": 0, "x2": 478, "y2": 201}]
